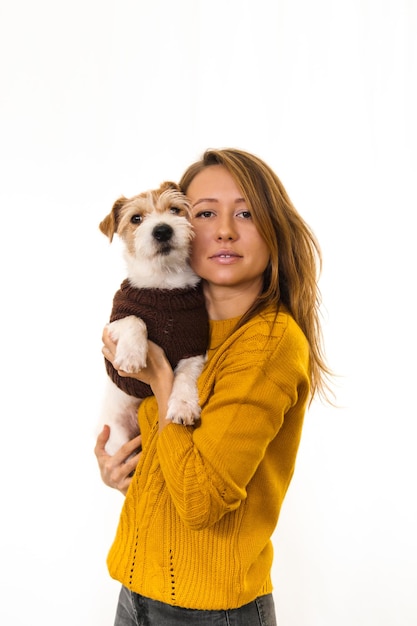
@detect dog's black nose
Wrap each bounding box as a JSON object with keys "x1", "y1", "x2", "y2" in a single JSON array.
[{"x1": 153, "y1": 224, "x2": 173, "y2": 242}]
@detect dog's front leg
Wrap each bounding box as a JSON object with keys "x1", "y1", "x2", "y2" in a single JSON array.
[
  {"x1": 167, "y1": 355, "x2": 206, "y2": 425},
  {"x1": 107, "y1": 315, "x2": 148, "y2": 372}
]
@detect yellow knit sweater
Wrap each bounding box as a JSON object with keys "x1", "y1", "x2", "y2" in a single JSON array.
[{"x1": 106, "y1": 306, "x2": 310, "y2": 610}]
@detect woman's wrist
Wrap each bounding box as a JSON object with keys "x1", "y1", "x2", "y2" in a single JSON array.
[{"x1": 150, "y1": 365, "x2": 175, "y2": 431}]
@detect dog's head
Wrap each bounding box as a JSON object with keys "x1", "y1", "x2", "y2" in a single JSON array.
[{"x1": 100, "y1": 181, "x2": 198, "y2": 289}]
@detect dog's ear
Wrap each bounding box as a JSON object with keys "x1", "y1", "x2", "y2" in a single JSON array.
[
  {"x1": 159, "y1": 181, "x2": 181, "y2": 193},
  {"x1": 99, "y1": 197, "x2": 127, "y2": 242}
]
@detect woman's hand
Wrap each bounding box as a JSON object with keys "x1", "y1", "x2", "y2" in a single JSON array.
[
  {"x1": 102, "y1": 326, "x2": 172, "y2": 386},
  {"x1": 102, "y1": 326, "x2": 175, "y2": 430},
  {"x1": 94, "y1": 425, "x2": 142, "y2": 495}
]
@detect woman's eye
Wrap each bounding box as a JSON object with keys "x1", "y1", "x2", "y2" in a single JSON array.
[
  {"x1": 131, "y1": 214, "x2": 143, "y2": 224},
  {"x1": 194, "y1": 210, "x2": 214, "y2": 218},
  {"x1": 237, "y1": 210, "x2": 252, "y2": 219}
]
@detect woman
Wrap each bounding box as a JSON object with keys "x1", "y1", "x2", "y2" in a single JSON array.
[{"x1": 96, "y1": 148, "x2": 332, "y2": 625}]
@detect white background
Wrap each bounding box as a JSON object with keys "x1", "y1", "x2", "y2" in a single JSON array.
[{"x1": 1, "y1": 1, "x2": 416, "y2": 624}]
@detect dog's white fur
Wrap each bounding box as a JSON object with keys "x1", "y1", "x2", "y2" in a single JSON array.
[{"x1": 98, "y1": 182, "x2": 206, "y2": 454}]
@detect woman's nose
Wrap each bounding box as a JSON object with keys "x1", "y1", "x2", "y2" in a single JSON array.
[{"x1": 216, "y1": 217, "x2": 237, "y2": 241}]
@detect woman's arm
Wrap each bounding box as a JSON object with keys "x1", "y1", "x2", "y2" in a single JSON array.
[{"x1": 155, "y1": 317, "x2": 310, "y2": 529}]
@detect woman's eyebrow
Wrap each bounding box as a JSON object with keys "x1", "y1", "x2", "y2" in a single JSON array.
[
  {"x1": 192, "y1": 198, "x2": 218, "y2": 208},
  {"x1": 192, "y1": 197, "x2": 246, "y2": 208}
]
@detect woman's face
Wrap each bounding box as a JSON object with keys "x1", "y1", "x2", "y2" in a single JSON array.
[{"x1": 186, "y1": 165, "x2": 270, "y2": 291}]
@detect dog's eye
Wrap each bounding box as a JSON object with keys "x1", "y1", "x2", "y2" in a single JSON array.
[
  {"x1": 131, "y1": 214, "x2": 143, "y2": 224},
  {"x1": 169, "y1": 206, "x2": 181, "y2": 215}
]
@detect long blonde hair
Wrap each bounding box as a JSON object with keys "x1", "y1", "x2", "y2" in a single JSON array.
[{"x1": 179, "y1": 148, "x2": 333, "y2": 403}]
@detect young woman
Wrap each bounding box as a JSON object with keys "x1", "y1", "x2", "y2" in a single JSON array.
[{"x1": 95, "y1": 148, "x2": 332, "y2": 625}]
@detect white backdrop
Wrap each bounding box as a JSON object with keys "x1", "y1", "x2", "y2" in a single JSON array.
[{"x1": 1, "y1": 1, "x2": 416, "y2": 624}]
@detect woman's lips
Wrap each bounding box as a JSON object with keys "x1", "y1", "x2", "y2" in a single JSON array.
[{"x1": 209, "y1": 250, "x2": 242, "y2": 263}]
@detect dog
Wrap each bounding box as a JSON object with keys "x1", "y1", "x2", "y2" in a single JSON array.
[{"x1": 98, "y1": 181, "x2": 209, "y2": 454}]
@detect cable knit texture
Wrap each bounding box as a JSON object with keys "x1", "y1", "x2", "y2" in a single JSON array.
[
  {"x1": 106, "y1": 306, "x2": 310, "y2": 610},
  {"x1": 105, "y1": 279, "x2": 209, "y2": 397}
]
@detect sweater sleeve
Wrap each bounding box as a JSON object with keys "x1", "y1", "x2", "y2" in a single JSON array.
[{"x1": 154, "y1": 314, "x2": 310, "y2": 530}]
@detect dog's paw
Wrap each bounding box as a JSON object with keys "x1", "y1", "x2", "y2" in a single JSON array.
[
  {"x1": 166, "y1": 355, "x2": 205, "y2": 425},
  {"x1": 114, "y1": 347, "x2": 147, "y2": 373},
  {"x1": 108, "y1": 316, "x2": 148, "y2": 372},
  {"x1": 167, "y1": 395, "x2": 201, "y2": 426}
]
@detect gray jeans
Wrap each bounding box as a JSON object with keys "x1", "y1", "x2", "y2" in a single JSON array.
[{"x1": 114, "y1": 585, "x2": 277, "y2": 626}]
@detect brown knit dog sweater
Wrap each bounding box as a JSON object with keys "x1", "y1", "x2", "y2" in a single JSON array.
[{"x1": 105, "y1": 279, "x2": 209, "y2": 398}]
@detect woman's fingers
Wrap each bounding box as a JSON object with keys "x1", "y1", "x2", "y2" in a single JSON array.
[
  {"x1": 94, "y1": 424, "x2": 111, "y2": 456},
  {"x1": 94, "y1": 427, "x2": 142, "y2": 495}
]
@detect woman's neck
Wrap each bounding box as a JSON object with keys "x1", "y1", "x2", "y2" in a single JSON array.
[{"x1": 202, "y1": 281, "x2": 262, "y2": 321}]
